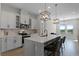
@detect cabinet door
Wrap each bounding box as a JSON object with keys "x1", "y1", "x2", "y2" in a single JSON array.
[
  {"x1": 2, "y1": 37, "x2": 7, "y2": 52},
  {"x1": 12, "y1": 36, "x2": 22, "y2": 49},
  {"x1": 7, "y1": 37, "x2": 14, "y2": 50},
  {"x1": 25, "y1": 15, "x2": 29, "y2": 24},
  {"x1": 21, "y1": 12, "x2": 29, "y2": 24},
  {"x1": 21, "y1": 14, "x2": 26, "y2": 24},
  {"x1": 0, "y1": 3, "x2": 1, "y2": 25},
  {"x1": 8, "y1": 12, "x2": 16, "y2": 28},
  {"x1": 1, "y1": 11, "x2": 8, "y2": 28},
  {"x1": 0, "y1": 38, "x2": 2, "y2": 52},
  {"x1": 24, "y1": 39, "x2": 35, "y2": 56},
  {"x1": 1, "y1": 10, "x2": 16, "y2": 28}
]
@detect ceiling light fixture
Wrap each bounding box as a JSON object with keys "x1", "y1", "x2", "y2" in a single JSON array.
[
  {"x1": 39, "y1": 3, "x2": 59, "y2": 24},
  {"x1": 53, "y1": 4, "x2": 59, "y2": 24},
  {"x1": 40, "y1": 3, "x2": 50, "y2": 21},
  {"x1": 48, "y1": 6, "x2": 51, "y2": 9}
]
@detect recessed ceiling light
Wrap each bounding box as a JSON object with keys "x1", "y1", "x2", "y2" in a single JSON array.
[{"x1": 48, "y1": 6, "x2": 51, "y2": 9}]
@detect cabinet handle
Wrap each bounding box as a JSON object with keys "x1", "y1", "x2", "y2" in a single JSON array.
[{"x1": 14, "y1": 40, "x2": 17, "y2": 43}]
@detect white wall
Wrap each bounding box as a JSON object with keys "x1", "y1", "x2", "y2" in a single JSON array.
[
  {"x1": 31, "y1": 16, "x2": 40, "y2": 29},
  {"x1": 46, "y1": 21, "x2": 57, "y2": 34},
  {"x1": 39, "y1": 20, "x2": 57, "y2": 35}
]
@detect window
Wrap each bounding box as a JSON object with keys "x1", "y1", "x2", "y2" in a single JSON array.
[
  {"x1": 59, "y1": 25, "x2": 66, "y2": 33},
  {"x1": 67, "y1": 25, "x2": 73, "y2": 34}
]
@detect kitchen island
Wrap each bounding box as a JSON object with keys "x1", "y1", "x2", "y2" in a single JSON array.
[{"x1": 24, "y1": 34, "x2": 61, "y2": 56}]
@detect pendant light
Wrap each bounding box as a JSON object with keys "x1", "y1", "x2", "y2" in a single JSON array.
[
  {"x1": 40, "y1": 3, "x2": 50, "y2": 21},
  {"x1": 53, "y1": 4, "x2": 59, "y2": 24}
]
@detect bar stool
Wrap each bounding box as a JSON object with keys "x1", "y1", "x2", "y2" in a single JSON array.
[
  {"x1": 44, "y1": 37, "x2": 62, "y2": 56},
  {"x1": 61, "y1": 36, "x2": 66, "y2": 48},
  {"x1": 60, "y1": 36, "x2": 66, "y2": 55}
]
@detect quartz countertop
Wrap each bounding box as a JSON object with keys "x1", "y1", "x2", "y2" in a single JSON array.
[{"x1": 24, "y1": 34, "x2": 61, "y2": 43}]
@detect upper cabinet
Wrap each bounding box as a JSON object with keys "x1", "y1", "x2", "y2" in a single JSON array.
[
  {"x1": 0, "y1": 4, "x2": 39, "y2": 29},
  {"x1": 20, "y1": 10, "x2": 29, "y2": 24},
  {"x1": 1, "y1": 4, "x2": 17, "y2": 29}
]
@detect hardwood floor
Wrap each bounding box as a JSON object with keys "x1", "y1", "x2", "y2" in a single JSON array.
[
  {"x1": 1, "y1": 47, "x2": 24, "y2": 56},
  {"x1": 1, "y1": 39, "x2": 79, "y2": 56},
  {"x1": 62, "y1": 39, "x2": 79, "y2": 56}
]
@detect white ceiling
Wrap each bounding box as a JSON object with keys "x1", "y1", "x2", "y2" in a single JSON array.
[{"x1": 4, "y1": 3, "x2": 79, "y2": 20}]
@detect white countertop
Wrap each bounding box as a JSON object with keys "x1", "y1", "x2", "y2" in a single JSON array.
[{"x1": 24, "y1": 34, "x2": 60, "y2": 43}]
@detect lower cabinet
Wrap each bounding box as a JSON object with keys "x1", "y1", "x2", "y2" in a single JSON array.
[
  {"x1": 7, "y1": 37, "x2": 14, "y2": 50},
  {"x1": 1, "y1": 36, "x2": 22, "y2": 52},
  {"x1": 0, "y1": 38, "x2": 1, "y2": 55},
  {"x1": 2, "y1": 37, "x2": 7, "y2": 52},
  {"x1": 13, "y1": 36, "x2": 22, "y2": 49}
]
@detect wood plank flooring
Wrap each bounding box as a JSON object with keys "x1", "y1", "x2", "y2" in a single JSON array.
[
  {"x1": 62, "y1": 39, "x2": 79, "y2": 56},
  {"x1": 1, "y1": 47, "x2": 24, "y2": 56}
]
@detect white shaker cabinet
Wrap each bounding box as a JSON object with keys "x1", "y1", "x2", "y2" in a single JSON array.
[
  {"x1": 7, "y1": 37, "x2": 14, "y2": 51},
  {"x1": 1, "y1": 11, "x2": 16, "y2": 28},
  {"x1": 2, "y1": 37, "x2": 7, "y2": 52},
  {"x1": 1, "y1": 11, "x2": 8, "y2": 28},
  {"x1": 0, "y1": 3, "x2": 1, "y2": 26},
  {"x1": 7, "y1": 12, "x2": 16, "y2": 28},
  {"x1": 20, "y1": 11, "x2": 29, "y2": 24},
  {"x1": 1, "y1": 4, "x2": 18, "y2": 29},
  {"x1": 13, "y1": 36, "x2": 22, "y2": 49},
  {"x1": 0, "y1": 38, "x2": 2, "y2": 53},
  {"x1": 0, "y1": 4, "x2": 1, "y2": 53},
  {"x1": 1, "y1": 36, "x2": 22, "y2": 52}
]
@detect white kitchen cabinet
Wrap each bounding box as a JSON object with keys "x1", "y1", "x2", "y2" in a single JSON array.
[
  {"x1": 1, "y1": 11, "x2": 8, "y2": 28},
  {"x1": 1, "y1": 36, "x2": 22, "y2": 52},
  {"x1": 0, "y1": 4, "x2": 2, "y2": 53},
  {"x1": 1, "y1": 10, "x2": 16, "y2": 28},
  {"x1": 20, "y1": 10, "x2": 29, "y2": 24},
  {"x1": 0, "y1": 4, "x2": 1, "y2": 28},
  {"x1": 0, "y1": 38, "x2": 2, "y2": 53},
  {"x1": 1, "y1": 4, "x2": 18, "y2": 29},
  {"x1": 13, "y1": 36, "x2": 22, "y2": 49},
  {"x1": 7, "y1": 37, "x2": 14, "y2": 50},
  {"x1": 24, "y1": 39, "x2": 35, "y2": 56},
  {"x1": 2, "y1": 37, "x2": 7, "y2": 52},
  {"x1": 7, "y1": 12, "x2": 16, "y2": 28}
]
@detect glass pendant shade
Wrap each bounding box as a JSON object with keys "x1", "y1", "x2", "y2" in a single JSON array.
[
  {"x1": 53, "y1": 18, "x2": 59, "y2": 24},
  {"x1": 40, "y1": 10, "x2": 50, "y2": 21}
]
